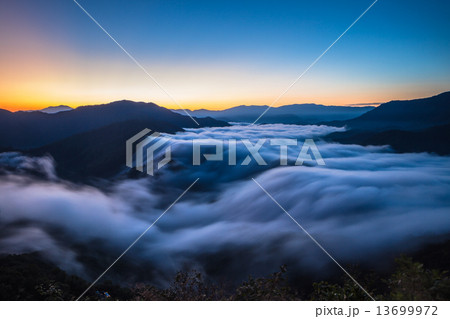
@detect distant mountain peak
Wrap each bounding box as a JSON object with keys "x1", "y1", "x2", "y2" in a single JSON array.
[
  {"x1": 39, "y1": 105, "x2": 73, "y2": 114},
  {"x1": 171, "y1": 102, "x2": 374, "y2": 124}
]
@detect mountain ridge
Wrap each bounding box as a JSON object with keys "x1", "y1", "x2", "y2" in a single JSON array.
[
  {"x1": 172, "y1": 103, "x2": 375, "y2": 124},
  {"x1": 325, "y1": 91, "x2": 450, "y2": 154},
  {"x1": 325, "y1": 91, "x2": 450, "y2": 131},
  {"x1": 38, "y1": 105, "x2": 73, "y2": 114},
  {"x1": 0, "y1": 100, "x2": 228, "y2": 149}
]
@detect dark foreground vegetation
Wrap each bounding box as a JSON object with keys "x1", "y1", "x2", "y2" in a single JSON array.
[{"x1": 1, "y1": 242, "x2": 449, "y2": 301}]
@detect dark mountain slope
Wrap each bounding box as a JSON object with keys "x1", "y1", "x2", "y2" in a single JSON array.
[
  {"x1": 327, "y1": 124, "x2": 450, "y2": 155},
  {"x1": 326, "y1": 92, "x2": 450, "y2": 154},
  {"x1": 31, "y1": 118, "x2": 182, "y2": 180},
  {"x1": 327, "y1": 91, "x2": 450, "y2": 131},
  {"x1": 0, "y1": 101, "x2": 228, "y2": 149}
]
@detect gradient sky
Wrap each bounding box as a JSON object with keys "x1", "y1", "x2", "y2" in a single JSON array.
[{"x1": 1, "y1": 0, "x2": 449, "y2": 111}]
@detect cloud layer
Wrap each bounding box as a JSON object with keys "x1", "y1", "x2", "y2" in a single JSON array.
[{"x1": 0, "y1": 124, "x2": 449, "y2": 286}]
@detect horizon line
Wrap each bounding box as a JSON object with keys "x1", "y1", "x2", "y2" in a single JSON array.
[
  {"x1": 1, "y1": 99, "x2": 383, "y2": 113},
  {"x1": 3, "y1": 88, "x2": 450, "y2": 112}
]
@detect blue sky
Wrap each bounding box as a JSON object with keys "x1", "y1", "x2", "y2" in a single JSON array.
[{"x1": 1, "y1": 0, "x2": 449, "y2": 110}]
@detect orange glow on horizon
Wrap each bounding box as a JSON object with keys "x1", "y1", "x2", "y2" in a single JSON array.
[
  {"x1": 0, "y1": 33, "x2": 446, "y2": 112},
  {"x1": 1, "y1": 24, "x2": 446, "y2": 112},
  {"x1": 1, "y1": 97, "x2": 383, "y2": 112},
  {"x1": 2, "y1": 27, "x2": 444, "y2": 113}
]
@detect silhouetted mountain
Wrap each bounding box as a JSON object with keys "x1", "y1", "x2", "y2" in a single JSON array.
[
  {"x1": 326, "y1": 91, "x2": 450, "y2": 154},
  {"x1": 174, "y1": 103, "x2": 374, "y2": 124},
  {"x1": 38, "y1": 105, "x2": 73, "y2": 114},
  {"x1": 327, "y1": 124, "x2": 450, "y2": 155},
  {"x1": 326, "y1": 91, "x2": 450, "y2": 131},
  {"x1": 31, "y1": 119, "x2": 182, "y2": 180},
  {"x1": 0, "y1": 100, "x2": 228, "y2": 149}
]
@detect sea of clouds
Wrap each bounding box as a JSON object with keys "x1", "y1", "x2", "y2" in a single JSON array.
[{"x1": 0, "y1": 124, "x2": 449, "y2": 286}]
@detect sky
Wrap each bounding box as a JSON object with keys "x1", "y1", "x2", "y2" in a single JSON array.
[{"x1": 0, "y1": 0, "x2": 449, "y2": 111}]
